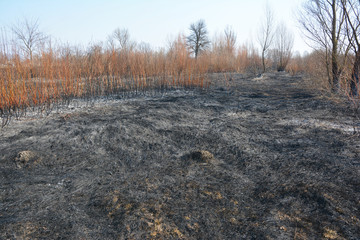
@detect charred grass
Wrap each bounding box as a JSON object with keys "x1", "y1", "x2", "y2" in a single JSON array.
[{"x1": 0, "y1": 73, "x2": 359, "y2": 239}]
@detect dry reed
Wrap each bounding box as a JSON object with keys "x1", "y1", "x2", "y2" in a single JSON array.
[{"x1": 0, "y1": 33, "x2": 260, "y2": 126}]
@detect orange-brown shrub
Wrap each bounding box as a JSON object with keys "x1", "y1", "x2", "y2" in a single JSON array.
[
  {"x1": 0, "y1": 36, "x2": 212, "y2": 121},
  {"x1": 0, "y1": 28, "x2": 265, "y2": 124}
]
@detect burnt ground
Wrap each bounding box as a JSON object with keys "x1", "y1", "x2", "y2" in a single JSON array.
[{"x1": 0, "y1": 72, "x2": 360, "y2": 239}]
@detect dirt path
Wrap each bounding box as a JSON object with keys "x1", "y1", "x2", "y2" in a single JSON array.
[{"x1": 1, "y1": 73, "x2": 359, "y2": 239}]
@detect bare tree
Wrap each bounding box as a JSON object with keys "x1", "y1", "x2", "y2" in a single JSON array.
[
  {"x1": 106, "y1": 34, "x2": 116, "y2": 52},
  {"x1": 257, "y1": 3, "x2": 275, "y2": 73},
  {"x1": 299, "y1": 0, "x2": 349, "y2": 92},
  {"x1": 0, "y1": 27, "x2": 10, "y2": 60},
  {"x1": 342, "y1": 0, "x2": 360, "y2": 96},
  {"x1": 109, "y1": 28, "x2": 135, "y2": 51},
  {"x1": 12, "y1": 18, "x2": 46, "y2": 62},
  {"x1": 211, "y1": 27, "x2": 237, "y2": 72},
  {"x1": 113, "y1": 28, "x2": 130, "y2": 50},
  {"x1": 274, "y1": 22, "x2": 294, "y2": 71},
  {"x1": 212, "y1": 26, "x2": 236, "y2": 56},
  {"x1": 224, "y1": 25, "x2": 237, "y2": 56},
  {"x1": 187, "y1": 19, "x2": 210, "y2": 58}
]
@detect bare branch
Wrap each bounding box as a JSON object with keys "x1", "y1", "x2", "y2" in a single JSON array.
[
  {"x1": 11, "y1": 18, "x2": 46, "y2": 61},
  {"x1": 113, "y1": 28, "x2": 130, "y2": 50},
  {"x1": 257, "y1": 3, "x2": 275, "y2": 73},
  {"x1": 298, "y1": 0, "x2": 347, "y2": 92},
  {"x1": 187, "y1": 19, "x2": 210, "y2": 58},
  {"x1": 273, "y1": 22, "x2": 294, "y2": 71},
  {"x1": 224, "y1": 26, "x2": 237, "y2": 55}
]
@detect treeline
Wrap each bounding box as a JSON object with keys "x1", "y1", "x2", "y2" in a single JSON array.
[
  {"x1": 298, "y1": 0, "x2": 360, "y2": 100},
  {"x1": 0, "y1": 19, "x2": 269, "y2": 126},
  {"x1": 4, "y1": 0, "x2": 360, "y2": 127}
]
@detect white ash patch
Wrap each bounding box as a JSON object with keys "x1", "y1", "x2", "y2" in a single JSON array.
[{"x1": 278, "y1": 118, "x2": 360, "y2": 133}]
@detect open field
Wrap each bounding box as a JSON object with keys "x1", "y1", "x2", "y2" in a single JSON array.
[{"x1": 1, "y1": 72, "x2": 360, "y2": 239}]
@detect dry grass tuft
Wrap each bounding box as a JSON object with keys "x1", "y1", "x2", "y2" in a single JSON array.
[
  {"x1": 14, "y1": 150, "x2": 42, "y2": 168},
  {"x1": 190, "y1": 150, "x2": 215, "y2": 164}
]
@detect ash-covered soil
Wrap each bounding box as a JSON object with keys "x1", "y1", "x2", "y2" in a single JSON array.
[{"x1": 1, "y1": 72, "x2": 360, "y2": 239}]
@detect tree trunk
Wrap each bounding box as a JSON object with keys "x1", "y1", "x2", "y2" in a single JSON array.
[
  {"x1": 194, "y1": 45, "x2": 199, "y2": 59},
  {"x1": 262, "y1": 49, "x2": 266, "y2": 73},
  {"x1": 350, "y1": 51, "x2": 360, "y2": 96},
  {"x1": 325, "y1": 50, "x2": 332, "y2": 87},
  {"x1": 331, "y1": 49, "x2": 340, "y2": 92},
  {"x1": 331, "y1": 0, "x2": 340, "y2": 92}
]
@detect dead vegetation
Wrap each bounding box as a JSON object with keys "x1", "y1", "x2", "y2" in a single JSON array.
[
  {"x1": 0, "y1": 73, "x2": 359, "y2": 239},
  {"x1": 0, "y1": 20, "x2": 264, "y2": 127},
  {"x1": 14, "y1": 150, "x2": 42, "y2": 169}
]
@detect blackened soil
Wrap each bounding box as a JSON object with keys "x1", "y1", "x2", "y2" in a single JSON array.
[{"x1": 1, "y1": 72, "x2": 360, "y2": 239}]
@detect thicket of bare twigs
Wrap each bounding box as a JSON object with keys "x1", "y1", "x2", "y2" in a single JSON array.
[
  {"x1": 296, "y1": 0, "x2": 360, "y2": 117},
  {"x1": 0, "y1": 23, "x2": 263, "y2": 127},
  {"x1": 2, "y1": 2, "x2": 360, "y2": 128}
]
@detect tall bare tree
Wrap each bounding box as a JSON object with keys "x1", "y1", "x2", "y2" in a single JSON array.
[
  {"x1": 113, "y1": 28, "x2": 130, "y2": 50},
  {"x1": 108, "y1": 28, "x2": 136, "y2": 52},
  {"x1": 342, "y1": 0, "x2": 360, "y2": 96},
  {"x1": 0, "y1": 27, "x2": 10, "y2": 64},
  {"x1": 274, "y1": 22, "x2": 294, "y2": 71},
  {"x1": 12, "y1": 18, "x2": 46, "y2": 62},
  {"x1": 211, "y1": 27, "x2": 237, "y2": 72},
  {"x1": 187, "y1": 19, "x2": 210, "y2": 58},
  {"x1": 257, "y1": 3, "x2": 275, "y2": 73},
  {"x1": 106, "y1": 34, "x2": 116, "y2": 52},
  {"x1": 12, "y1": 18, "x2": 46, "y2": 78},
  {"x1": 212, "y1": 26, "x2": 237, "y2": 56},
  {"x1": 299, "y1": 0, "x2": 349, "y2": 92},
  {"x1": 224, "y1": 25, "x2": 237, "y2": 56}
]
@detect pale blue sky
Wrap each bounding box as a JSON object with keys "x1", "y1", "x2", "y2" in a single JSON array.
[{"x1": 0, "y1": 0, "x2": 310, "y2": 54}]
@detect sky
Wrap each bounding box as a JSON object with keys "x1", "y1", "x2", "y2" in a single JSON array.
[{"x1": 0, "y1": 0, "x2": 311, "y2": 55}]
